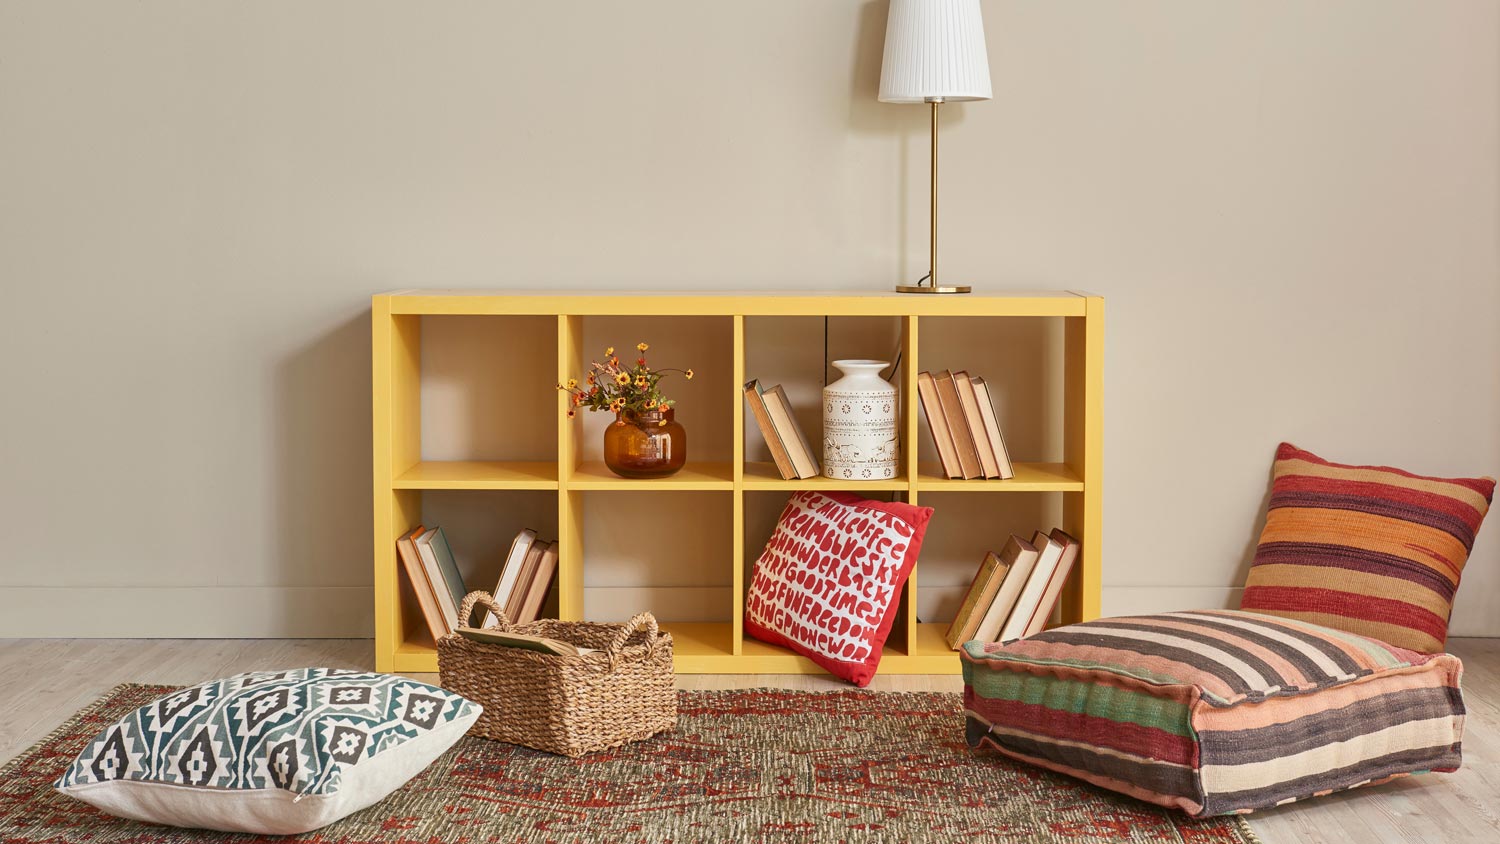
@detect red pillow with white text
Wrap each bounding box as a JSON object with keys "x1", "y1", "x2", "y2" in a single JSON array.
[{"x1": 744, "y1": 490, "x2": 933, "y2": 686}]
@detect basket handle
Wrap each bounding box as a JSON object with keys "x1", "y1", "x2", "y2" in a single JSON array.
[
  {"x1": 458, "y1": 591, "x2": 513, "y2": 632},
  {"x1": 604, "y1": 612, "x2": 661, "y2": 670}
]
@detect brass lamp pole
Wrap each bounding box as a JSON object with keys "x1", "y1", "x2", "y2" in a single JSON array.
[
  {"x1": 879, "y1": 0, "x2": 992, "y2": 295},
  {"x1": 896, "y1": 99, "x2": 968, "y2": 294}
]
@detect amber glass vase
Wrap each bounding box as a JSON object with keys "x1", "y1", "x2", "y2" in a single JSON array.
[{"x1": 603, "y1": 408, "x2": 686, "y2": 479}]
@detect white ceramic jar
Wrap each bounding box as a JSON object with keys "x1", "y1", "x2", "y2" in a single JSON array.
[{"x1": 822, "y1": 359, "x2": 899, "y2": 481}]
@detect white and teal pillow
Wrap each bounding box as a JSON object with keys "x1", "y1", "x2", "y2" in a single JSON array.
[{"x1": 54, "y1": 668, "x2": 481, "y2": 835}]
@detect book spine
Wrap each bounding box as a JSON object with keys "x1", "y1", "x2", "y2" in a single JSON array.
[
  {"x1": 945, "y1": 555, "x2": 999, "y2": 649},
  {"x1": 934, "y1": 371, "x2": 982, "y2": 479},
  {"x1": 396, "y1": 530, "x2": 447, "y2": 644},
  {"x1": 972, "y1": 377, "x2": 1015, "y2": 480},
  {"x1": 955, "y1": 372, "x2": 999, "y2": 478},
  {"x1": 917, "y1": 372, "x2": 961, "y2": 478},
  {"x1": 745, "y1": 382, "x2": 796, "y2": 479}
]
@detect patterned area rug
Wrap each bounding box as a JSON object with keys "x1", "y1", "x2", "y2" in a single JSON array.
[{"x1": 0, "y1": 684, "x2": 1257, "y2": 844}]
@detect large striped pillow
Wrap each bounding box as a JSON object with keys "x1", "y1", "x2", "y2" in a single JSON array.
[
  {"x1": 1240, "y1": 442, "x2": 1494, "y2": 653},
  {"x1": 962, "y1": 610, "x2": 1465, "y2": 817}
]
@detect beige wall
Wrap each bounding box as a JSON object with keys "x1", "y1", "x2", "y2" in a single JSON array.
[{"x1": 1, "y1": 1, "x2": 1496, "y2": 637}]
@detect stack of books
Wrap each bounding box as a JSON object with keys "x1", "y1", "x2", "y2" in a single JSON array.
[
  {"x1": 396, "y1": 526, "x2": 558, "y2": 641},
  {"x1": 944, "y1": 528, "x2": 1080, "y2": 650},
  {"x1": 744, "y1": 379, "x2": 819, "y2": 480},
  {"x1": 917, "y1": 370, "x2": 1014, "y2": 479}
]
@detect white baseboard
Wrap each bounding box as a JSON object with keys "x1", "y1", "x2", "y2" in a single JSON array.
[{"x1": 0, "y1": 587, "x2": 374, "y2": 638}]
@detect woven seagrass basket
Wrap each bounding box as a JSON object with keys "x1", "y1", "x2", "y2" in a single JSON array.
[{"x1": 437, "y1": 591, "x2": 676, "y2": 757}]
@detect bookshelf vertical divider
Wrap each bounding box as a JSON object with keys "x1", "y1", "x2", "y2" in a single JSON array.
[
  {"x1": 730, "y1": 315, "x2": 747, "y2": 655},
  {"x1": 901, "y1": 314, "x2": 922, "y2": 654},
  {"x1": 372, "y1": 291, "x2": 1103, "y2": 675},
  {"x1": 557, "y1": 315, "x2": 585, "y2": 621}
]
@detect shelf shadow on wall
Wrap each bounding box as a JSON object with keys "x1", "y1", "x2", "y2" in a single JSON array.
[
  {"x1": 270, "y1": 308, "x2": 373, "y2": 637},
  {"x1": 1231, "y1": 461, "x2": 1277, "y2": 593}
]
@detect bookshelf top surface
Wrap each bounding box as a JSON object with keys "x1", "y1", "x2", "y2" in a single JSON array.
[{"x1": 375, "y1": 289, "x2": 1098, "y2": 317}]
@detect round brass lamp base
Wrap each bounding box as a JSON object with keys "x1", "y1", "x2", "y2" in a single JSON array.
[{"x1": 895, "y1": 284, "x2": 971, "y2": 294}]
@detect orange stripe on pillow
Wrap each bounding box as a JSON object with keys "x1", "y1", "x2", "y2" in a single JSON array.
[{"x1": 1258, "y1": 508, "x2": 1469, "y2": 582}]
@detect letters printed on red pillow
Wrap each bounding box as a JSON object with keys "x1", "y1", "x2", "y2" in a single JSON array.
[{"x1": 744, "y1": 490, "x2": 933, "y2": 686}]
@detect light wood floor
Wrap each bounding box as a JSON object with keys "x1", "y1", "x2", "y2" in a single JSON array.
[{"x1": 2, "y1": 638, "x2": 1495, "y2": 843}]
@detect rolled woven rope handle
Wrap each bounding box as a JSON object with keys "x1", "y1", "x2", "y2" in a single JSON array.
[
  {"x1": 604, "y1": 612, "x2": 661, "y2": 670},
  {"x1": 458, "y1": 591, "x2": 512, "y2": 632}
]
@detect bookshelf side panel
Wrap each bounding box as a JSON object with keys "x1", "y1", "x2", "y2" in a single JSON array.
[{"x1": 1061, "y1": 298, "x2": 1103, "y2": 623}]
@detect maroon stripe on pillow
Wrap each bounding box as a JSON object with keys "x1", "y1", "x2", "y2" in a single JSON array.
[
  {"x1": 1253, "y1": 543, "x2": 1457, "y2": 602},
  {"x1": 1277, "y1": 476, "x2": 1491, "y2": 528},
  {"x1": 1276, "y1": 443, "x2": 1498, "y2": 500},
  {"x1": 1269, "y1": 491, "x2": 1482, "y2": 548},
  {"x1": 1240, "y1": 585, "x2": 1450, "y2": 642}
]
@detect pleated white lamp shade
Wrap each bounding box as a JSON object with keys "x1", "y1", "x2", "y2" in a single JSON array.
[{"x1": 878, "y1": 0, "x2": 993, "y2": 104}]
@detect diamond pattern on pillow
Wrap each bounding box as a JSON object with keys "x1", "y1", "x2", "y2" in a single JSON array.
[{"x1": 54, "y1": 668, "x2": 481, "y2": 835}]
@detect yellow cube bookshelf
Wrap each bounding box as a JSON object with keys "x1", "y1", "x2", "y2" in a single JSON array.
[{"x1": 372, "y1": 291, "x2": 1103, "y2": 675}]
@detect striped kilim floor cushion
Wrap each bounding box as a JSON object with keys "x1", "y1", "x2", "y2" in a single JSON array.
[{"x1": 962, "y1": 609, "x2": 1465, "y2": 817}]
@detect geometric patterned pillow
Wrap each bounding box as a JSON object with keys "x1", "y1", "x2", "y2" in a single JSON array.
[
  {"x1": 54, "y1": 669, "x2": 482, "y2": 835},
  {"x1": 1241, "y1": 442, "x2": 1495, "y2": 653}
]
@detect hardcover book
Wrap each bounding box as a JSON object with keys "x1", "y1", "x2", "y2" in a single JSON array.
[
  {"x1": 954, "y1": 371, "x2": 1000, "y2": 479},
  {"x1": 1020, "y1": 529, "x2": 1081, "y2": 638},
  {"x1": 488, "y1": 528, "x2": 537, "y2": 627},
  {"x1": 945, "y1": 551, "x2": 1011, "y2": 649},
  {"x1": 395, "y1": 525, "x2": 448, "y2": 642},
  {"x1": 972, "y1": 535, "x2": 1041, "y2": 643},
  {"x1": 516, "y1": 541, "x2": 559, "y2": 624},
  {"x1": 414, "y1": 527, "x2": 468, "y2": 633},
  {"x1": 998, "y1": 531, "x2": 1065, "y2": 643},
  {"x1": 970, "y1": 376, "x2": 1015, "y2": 480},
  {"x1": 744, "y1": 379, "x2": 797, "y2": 479},
  {"x1": 765, "y1": 385, "x2": 820, "y2": 479},
  {"x1": 505, "y1": 541, "x2": 548, "y2": 622},
  {"x1": 933, "y1": 370, "x2": 982, "y2": 479},
  {"x1": 917, "y1": 371, "x2": 961, "y2": 478},
  {"x1": 455, "y1": 626, "x2": 596, "y2": 657}
]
